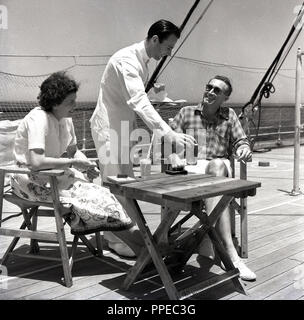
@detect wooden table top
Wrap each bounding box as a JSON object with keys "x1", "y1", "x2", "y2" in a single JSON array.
[{"x1": 105, "y1": 173, "x2": 261, "y2": 204}]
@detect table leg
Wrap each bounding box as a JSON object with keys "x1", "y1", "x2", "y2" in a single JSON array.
[
  {"x1": 153, "y1": 203, "x2": 181, "y2": 245},
  {"x1": 205, "y1": 195, "x2": 234, "y2": 226},
  {"x1": 124, "y1": 204, "x2": 184, "y2": 290},
  {"x1": 123, "y1": 247, "x2": 152, "y2": 290},
  {"x1": 168, "y1": 201, "x2": 206, "y2": 267},
  {"x1": 122, "y1": 198, "x2": 180, "y2": 300}
]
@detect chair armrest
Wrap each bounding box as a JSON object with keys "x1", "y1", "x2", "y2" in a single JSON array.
[
  {"x1": 0, "y1": 165, "x2": 65, "y2": 177},
  {"x1": 229, "y1": 155, "x2": 252, "y2": 163},
  {"x1": 229, "y1": 156, "x2": 252, "y2": 180}
]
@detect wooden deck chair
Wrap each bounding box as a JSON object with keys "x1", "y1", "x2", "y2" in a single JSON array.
[
  {"x1": 0, "y1": 166, "x2": 103, "y2": 287},
  {"x1": 229, "y1": 157, "x2": 249, "y2": 258},
  {"x1": 160, "y1": 137, "x2": 249, "y2": 258}
]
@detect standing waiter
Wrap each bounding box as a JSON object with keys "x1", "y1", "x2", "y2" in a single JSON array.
[
  {"x1": 90, "y1": 20, "x2": 195, "y2": 257},
  {"x1": 90, "y1": 19, "x2": 195, "y2": 178}
]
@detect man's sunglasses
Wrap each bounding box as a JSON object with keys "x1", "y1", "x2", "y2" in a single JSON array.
[{"x1": 205, "y1": 84, "x2": 224, "y2": 95}]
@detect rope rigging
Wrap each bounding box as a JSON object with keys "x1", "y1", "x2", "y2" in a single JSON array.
[
  {"x1": 145, "y1": 0, "x2": 214, "y2": 93},
  {"x1": 156, "y1": 0, "x2": 214, "y2": 81},
  {"x1": 240, "y1": 1, "x2": 304, "y2": 149}
]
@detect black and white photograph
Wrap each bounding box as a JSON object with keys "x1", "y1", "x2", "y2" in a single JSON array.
[{"x1": 1, "y1": 0, "x2": 304, "y2": 305}]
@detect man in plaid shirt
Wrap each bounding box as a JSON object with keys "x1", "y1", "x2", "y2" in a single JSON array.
[
  {"x1": 169, "y1": 76, "x2": 251, "y2": 164},
  {"x1": 168, "y1": 75, "x2": 256, "y2": 281}
]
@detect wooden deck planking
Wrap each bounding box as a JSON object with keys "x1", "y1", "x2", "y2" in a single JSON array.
[
  {"x1": 249, "y1": 219, "x2": 304, "y2": 252},
  {"x1": 194, "y1": 255, "x2": 302, "y2": 300},
  {"x1": 230, "y1": 267, "x2": 301, "y2": 300},
  {"x1": 265, "y1": 283, "x2": 304, "y2": 300},
  {"x1": 246, "y1": 230, "x2": 304, "y2": 261},
  {"x1": 3, "y1": 253, "x2": 135, "y2": 299},
  {"x1": 18, "y1": 256, "x2": 134, "y2": 300},
  {"x1": 217, "y1": 241, "x2": 304, "y2": 299},
  {"x1": 248, "y1": 215, "x2": 304, "y2": 243},
  {"x1": 53, "y1": 277, "x2": 160, "y2": 300},
  {"x1": 246, "y1": 239, "x2": 304, "y2": 273},
  {"x1": 88, "y1": 262, "x2": 224, "y2": 301},
  {"x1": 0, "y1": 268, "x2": 71, "y2": 300},
  {"x1": 226, "y1": 256, "x2": 303, "y2": 299}
]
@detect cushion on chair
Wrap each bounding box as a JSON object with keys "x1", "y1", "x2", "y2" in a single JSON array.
[{"x1": 68, "y1": 215, "x2": 132, "y2": 235}]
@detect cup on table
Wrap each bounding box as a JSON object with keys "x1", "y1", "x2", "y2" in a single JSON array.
[
  {"x1": 140, "y1": 158, "x2": 151, "y2": 178},
  {"x1": 186, "y1": 143, "x2": 198, "y2": 165}
]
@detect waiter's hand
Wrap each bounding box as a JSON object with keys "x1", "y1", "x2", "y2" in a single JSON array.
[
  {"x1": 168, "y1": 153, "x2": 186, "y2": 170},
  {"x1": 165, "y1": 130, "x2": 196, "y2": 150}
]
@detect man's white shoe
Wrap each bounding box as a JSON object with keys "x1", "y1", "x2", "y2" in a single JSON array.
[
  {"x1": 233, "y1": 259, "x2": 256, "y2": 281},
  {"x1": 103, "y1": 231, "x2": 136, "y2": 258}
]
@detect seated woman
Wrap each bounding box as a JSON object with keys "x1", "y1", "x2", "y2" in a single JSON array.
[{"x1": 11, "y1": 71, "x2": 143, "y2": 257}]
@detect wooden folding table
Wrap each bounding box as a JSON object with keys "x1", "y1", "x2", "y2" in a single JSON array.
[{"x1": 105, "y1": 173, "x2": 260, "y2": 300}]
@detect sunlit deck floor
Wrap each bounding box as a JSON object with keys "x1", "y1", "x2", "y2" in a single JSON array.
[{"x1": 1, "y1": 146, "x2": 304, "y2": 300}]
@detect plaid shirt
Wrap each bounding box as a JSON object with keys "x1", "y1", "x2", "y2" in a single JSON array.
[{"x1": 170, "y1": 103, "x2": 250, "y2": 160}]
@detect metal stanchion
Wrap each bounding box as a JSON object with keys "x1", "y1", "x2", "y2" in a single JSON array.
[{"x1": 291, "y1": 47, "x2": 303, "y2": 196}]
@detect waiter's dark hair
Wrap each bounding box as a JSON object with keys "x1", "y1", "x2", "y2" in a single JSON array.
[{"x1": 147, "y1": 20, "x2": 180, "y2": 43}]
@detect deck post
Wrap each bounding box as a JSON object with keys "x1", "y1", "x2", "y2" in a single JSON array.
[{"x1": 291, "y1": 47, "x2": 303, "y2": 196}]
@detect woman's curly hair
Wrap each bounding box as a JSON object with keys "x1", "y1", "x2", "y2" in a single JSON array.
[{"x1": 38, "y1": 72, "x2": 79, "y2": 112}]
